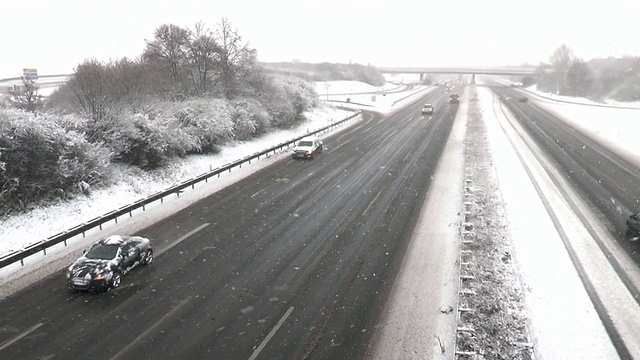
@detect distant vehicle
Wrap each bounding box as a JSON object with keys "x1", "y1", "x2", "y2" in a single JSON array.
[
  {"x1": 421, "y1": 103, "x2": 434, "y2": 115},
  {"x1": 626, "y1": 213, "x2": 640, "y2": 237},
  {"x1": 518, "y1": 96, "x2": 529, "y2": 103},
  {"x1": 67, "y1": 235, "x2": 153, "y2": 293},
  {"x1": 292, "y1": 136, "x2": 324, "y2": 159},
  {"x1": 449, "y1": 94, "x2": 460, "y2": 103}
]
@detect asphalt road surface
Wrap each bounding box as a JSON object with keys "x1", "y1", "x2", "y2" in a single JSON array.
[
  {"x1": 0, "y1": 88, "x2": 458, "y2": 359},
  {"x1": 494, "y1": 86, "x2": 640, "y2": 265}
]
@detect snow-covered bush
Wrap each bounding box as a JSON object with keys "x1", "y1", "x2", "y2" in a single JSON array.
[
  {"x1": 0, "y1": 109, "x2": 110, "y2": 215},
  {"x1": 107, "y1": 112, "x2": 194, "y2": 170},
  {"x1": 150, "y1": 98, "x2": 235, "y2": 154},
  {"x1": 230, "y1": 98, "x2": 270, "y2": 139},
  {"x1": 261, "y1": 74, "x2": 318, "y2": 129}
]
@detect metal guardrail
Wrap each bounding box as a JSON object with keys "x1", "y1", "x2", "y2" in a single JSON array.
[
  {"x1": 325, "y1": 86, "x2": 433, "y2": 108},
  {"x1": 0, "y1": 111, "x2": 361, "y2": 269}
]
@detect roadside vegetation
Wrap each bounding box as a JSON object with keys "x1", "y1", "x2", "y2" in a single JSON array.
[
  {"x1": 535, "y1": 44, "x2": 640, "y2": 102},
  {"x1": 456, "y1": 88, "x2": 532, "y2": 359},
  {"x1": 0, "y1": 19, "x2": 381, "y2": 217}
]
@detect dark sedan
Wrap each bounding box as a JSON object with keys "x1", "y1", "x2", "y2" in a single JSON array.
[
  {"x1": 66, "y1": 235, "x2": 153, "y2": 292},
  {"x1": 626, "y1": 213, "x2": 640, "y2": 238}
]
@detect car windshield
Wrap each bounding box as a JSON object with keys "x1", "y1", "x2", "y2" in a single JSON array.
[
  {"x1": 85, "y1": 244, "x2": 119, "y2": 260},
  {"x1": 297, "y1": 141, "x2": 313, "y2": 147}
]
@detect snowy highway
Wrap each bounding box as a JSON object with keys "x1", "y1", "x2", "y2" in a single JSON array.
[
  {"x1": 483, "y1": 83, "x2": 640, "y2": 359},
  {"x1": 2, "y1": 79, "x2": 640, "y2": 359}
]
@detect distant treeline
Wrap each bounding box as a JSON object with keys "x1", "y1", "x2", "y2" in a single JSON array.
[
  {"x1": 262, "y1": 61, "x2": 386, "y2": 87},
  {"x1": 536, "y1": 44, "x2": 640, "y2": 102}
]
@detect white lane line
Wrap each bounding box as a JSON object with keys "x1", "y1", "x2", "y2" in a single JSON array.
[
  {"x1": 251, "y1": 189, "x2": 265, "y2": 198},
  {"x1": 0, "y1": 322, "x2": 43, "y2": 351},
  {"x1": 362, "y1": 191, "x2": 381, "y2": 216},
  {"x1": 248, "y1": 306, "x2": 295, "y2": 360},
  {"x1": 110, "y1": 296, "x2": 192, "y2": 360},
  {"x1": 157, "y1": 223, "x2": 210, "y2": 256}
]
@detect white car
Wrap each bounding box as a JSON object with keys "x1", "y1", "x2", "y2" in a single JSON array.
[
  {"x1": 292, "y1": 136, "x2": 324, "y2": 159},
  {"x1": 421, "y1": 104, "x2": 434, "y2": 115}
]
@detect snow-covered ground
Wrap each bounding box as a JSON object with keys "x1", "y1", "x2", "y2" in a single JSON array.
[{"x1": 2, "y1": 75, "x2": 640, "y2": 357}]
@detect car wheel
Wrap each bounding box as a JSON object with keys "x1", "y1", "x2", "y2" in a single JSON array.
[
  {"x1": 142, "y1": 249, "x2": 154, "y2": 265},
  {"x1": 111, "y1": 272, "x2": 121, "y2": 289}
]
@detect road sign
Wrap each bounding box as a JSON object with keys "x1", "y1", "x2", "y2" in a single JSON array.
[{"x1": 23, "y1": 68, "x2": 38, "y2": 80}]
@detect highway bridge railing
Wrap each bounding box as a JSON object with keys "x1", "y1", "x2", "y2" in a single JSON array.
[{"x1": 0, "y1": 111, "x2": 361, "y2": 270}]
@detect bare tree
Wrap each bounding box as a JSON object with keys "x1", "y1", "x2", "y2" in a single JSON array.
[
  {"x1": 213, "y1": 18, "x2": 258, "y2": 99},
  {"x1": 65, "y1": 59, "x2": 112, "y2": 120},
  {"x1": 108, "y1": 57, "x2": 149, "y2": 111},
  {"x1": 188, "y1": 21, "x2": 220, "y2": 95},
  {"x1": 548, "y1": 44, "x2": 576, "y2": 94},
  {"x1": 9, "y1": 77, "x2": 43, "y2": 112},
  {"x1": 144, "y1": 24, "x2": 191, "y2": 91}
]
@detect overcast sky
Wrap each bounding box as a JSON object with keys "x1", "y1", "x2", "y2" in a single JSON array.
[{"x1": 1, "y1": 0, "x2": 639, "y2": 79}]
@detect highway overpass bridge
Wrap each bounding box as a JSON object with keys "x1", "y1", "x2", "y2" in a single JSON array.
[{"x1": 377, "y1": 66, "x2": 539, "y2": 83}]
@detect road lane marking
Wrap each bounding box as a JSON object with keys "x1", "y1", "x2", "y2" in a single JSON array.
[
  {"x1": 157, "y1": 223, "x2": 210, "y2": 256},
  {"x1": 251, "y1": 189, "x2": 265, "y2": 198},
  {"x1": 0, "y1": 322, "x2": 43, "y2": 351},
  {"x1": 248, "y1": 306, "x2": 294, "y2": 360},
  {"x1": 110, "y1": 296, "x2": 192, "y2": 360},
  {"x1": 362, "y1": 191, "x2": 381, "y2": 216}
]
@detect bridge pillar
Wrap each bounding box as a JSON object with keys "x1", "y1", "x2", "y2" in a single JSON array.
[
  {"x1": 471, "y1": 74, "x2": 476, "y2": 84},
  {"x1": 420, "y1": 73, "x2": 425, "y2": 82}
]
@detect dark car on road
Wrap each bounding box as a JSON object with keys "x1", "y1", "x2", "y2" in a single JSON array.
[
  {"x1": 66, "y1": 235, "x2": 153, "y2": 292},
  {"x1": 449, "y1": 94, "x2": 460, "y2": 103},
  {"x1": 626, "y1": 213, "x2": 640, "y2": 237}
]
